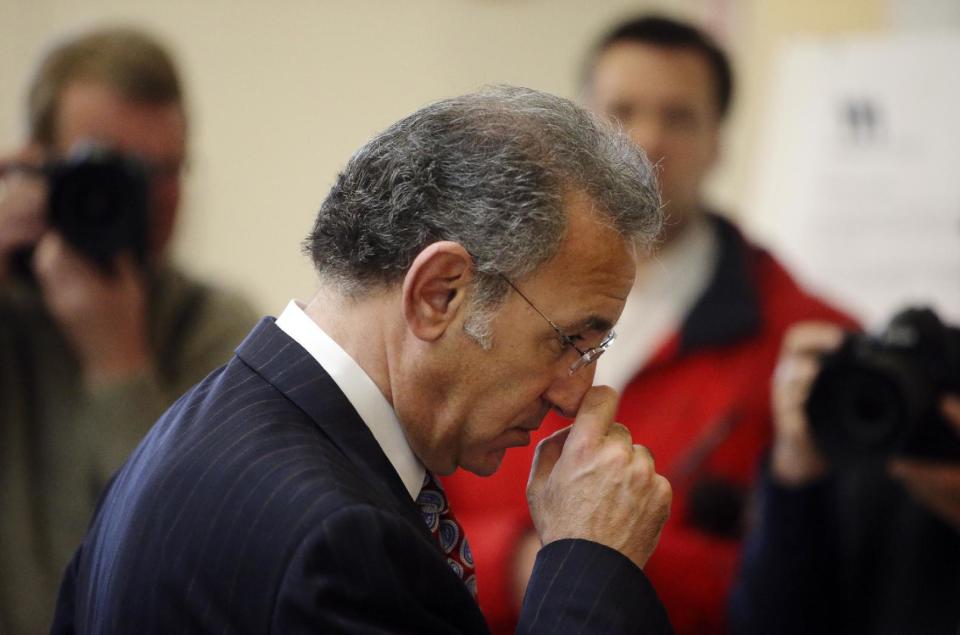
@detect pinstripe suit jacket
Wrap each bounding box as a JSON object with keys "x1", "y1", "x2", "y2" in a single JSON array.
[{"x1": 52, "y1": 318, "x2": 672, "y2": 634}]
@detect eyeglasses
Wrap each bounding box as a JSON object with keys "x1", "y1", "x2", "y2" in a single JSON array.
[{"x1": 500, "y1": 274, "x2": 616, "y2": 375}]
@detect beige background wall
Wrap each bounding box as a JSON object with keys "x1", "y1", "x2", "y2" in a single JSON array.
[{"x1": 0, "y1": 0, "x2": 892, "y2": 313}]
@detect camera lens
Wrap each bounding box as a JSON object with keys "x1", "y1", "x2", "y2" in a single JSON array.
[
  {"x1": 807, "y1": 309, "x2": 960, "y2": 463},
  {"x1": 46, "y1": 147, "x2": 149, "y2": 268},
  {"x1": 842, "y1": 368, "x2": 904, "y2": 448}
]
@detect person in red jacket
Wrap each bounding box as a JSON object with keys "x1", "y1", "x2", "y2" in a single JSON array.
[{"x1": 442, "y1": 15, "x2": 857, "y2": 634}]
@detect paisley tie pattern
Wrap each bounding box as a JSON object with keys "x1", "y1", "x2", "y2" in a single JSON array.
[{"x1": 416, "y1": 472, "x2": 477, "y2": 598}]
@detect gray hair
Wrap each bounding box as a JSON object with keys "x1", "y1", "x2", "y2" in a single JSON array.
[{"x1": 304, "y1": 85, "x2": 661, "y2": 344}]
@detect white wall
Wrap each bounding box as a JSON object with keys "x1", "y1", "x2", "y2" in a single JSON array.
[{"x1": 0, "y1": 0, "x2": 887, "y2": 313}]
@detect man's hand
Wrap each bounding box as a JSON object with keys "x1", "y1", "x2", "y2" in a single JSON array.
[
  {"x1": 888, "y1": 396, "x2": 960, "y2": 530},
  {"x1": 2, "y1": 145, "x2": 154, "y2": 388},
  {"x1": 0, "y1": 146, "x2": 47, "y2": 283},
  {"x1": 33, "y1": 232, "x2": 151, "y2": 387},
  {"x1": 770, "y1": 322, "x2": 845, "y2": 485},
  {"x1": 526, "y1": 386, "x2": 672, "y2": 570}
]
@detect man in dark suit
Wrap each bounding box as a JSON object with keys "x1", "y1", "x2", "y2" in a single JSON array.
[{"x1": 52, "y1": 86, "x2": 673, "y2": 634}]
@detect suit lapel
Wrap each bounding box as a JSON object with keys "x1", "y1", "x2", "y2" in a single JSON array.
[{"x1": 234, "y1": 318, "x2": 430, "y2": 538}]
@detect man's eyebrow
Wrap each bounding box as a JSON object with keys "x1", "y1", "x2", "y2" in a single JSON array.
[{"x1": 561, "y1": 315, "x2": 614, "y2": 334}]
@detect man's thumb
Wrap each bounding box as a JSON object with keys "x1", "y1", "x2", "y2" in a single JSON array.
[{"x1": 527, "y1": 426, "x2": 571, "y2": 493}]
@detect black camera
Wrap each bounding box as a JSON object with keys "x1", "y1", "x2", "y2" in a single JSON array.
[
  {"x1": 806, "y1": 307, "x2": 960, "y2": 463},
  {"x1": 43, "y1": 143, "x2": 150, "y2": 269}
]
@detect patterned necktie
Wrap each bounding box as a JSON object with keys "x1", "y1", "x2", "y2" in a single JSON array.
[{"x1": 416, "y1": 472, "x2": 478, "y2": 598}]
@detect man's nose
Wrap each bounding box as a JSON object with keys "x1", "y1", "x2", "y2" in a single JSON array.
[
  {"x1": 627, "y1": 119, "x2": 666, "y2": 164},
  {"x1": 543, "y1": 366, "x2": 595, "y2": 418}
]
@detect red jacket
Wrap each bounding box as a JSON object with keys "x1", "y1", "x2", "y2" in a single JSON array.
[{"x1": 442, "y1": 215, "x2": 858, "y2": 634}]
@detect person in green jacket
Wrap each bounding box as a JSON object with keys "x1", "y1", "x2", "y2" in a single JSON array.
[{"x1": 0, "y1": 26, "x2": 258, "y2": 634}]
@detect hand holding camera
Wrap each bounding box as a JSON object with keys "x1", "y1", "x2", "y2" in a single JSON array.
[
  {"x1": 771, "y1": 310, "x2": 960, "y2": 529},
  {"x1": 0, "y1": 142, "x2": 152, "y2": 386},
  {"x1": 0, "y1": 145, "x2": 47, "y2": 282},
  {"x1": 806, "y1": 307, "x2": 960, "y2": 463},
  {"x1": 33, "y1": 231, "x2": 150, "y2": 386},
  {"x1": 888, "y1": 396, "x2": 960, "y2": 529},
  {"x1": 770, "y1": 322, "x2": 840, "y2": 485}
]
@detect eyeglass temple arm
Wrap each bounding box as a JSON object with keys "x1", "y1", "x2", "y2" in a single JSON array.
[{"x1": 499, "y1": 274, "x2": 582, "y2": 349}]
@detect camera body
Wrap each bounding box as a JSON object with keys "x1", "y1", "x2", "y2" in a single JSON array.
[
  {"x1": 43, "y1": 144, "x2": 150, "y2": 269},
  {"x1": 806, "y1": 307, "x2": 960, "y2": 463}
]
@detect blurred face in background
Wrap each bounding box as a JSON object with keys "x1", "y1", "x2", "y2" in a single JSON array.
[
  {"x1": 54, "y1": 81, "x2": 187, "y2": 256},
  {"x1": 585, "y1": 42, "x2": 721, "y2": 241}
]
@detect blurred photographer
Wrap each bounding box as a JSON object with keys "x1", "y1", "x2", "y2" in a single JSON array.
[
  {"x1": 730, "y1": 320, "x2": 960, "y2": 634},
  {"x1": 0, "y1": 27, "x2": 257, "y2": 634}
]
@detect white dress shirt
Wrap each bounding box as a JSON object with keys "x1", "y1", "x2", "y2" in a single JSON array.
[{"x1": 276, "y1": 300, "x2": 425, "y2": 500}]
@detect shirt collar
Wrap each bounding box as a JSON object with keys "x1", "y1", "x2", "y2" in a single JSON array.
[
  {"x1": 275, "y1": 300, "x2": 425, "y2": 500},
  {"x1": 678, "y1": 213, "x2": 762, "y2": 354}
]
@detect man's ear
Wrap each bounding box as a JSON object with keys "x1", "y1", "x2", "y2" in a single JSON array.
[{"x1": 402, "y1": 241, "x2": 473, "y2": 342}]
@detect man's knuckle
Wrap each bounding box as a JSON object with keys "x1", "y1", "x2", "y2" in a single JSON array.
[
  {"x1": 605, "y1": 442, "x2": 633, "y2": 468},
  {"x1": 655, "y1": 475, "x2": 672, "y2": 503}
]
